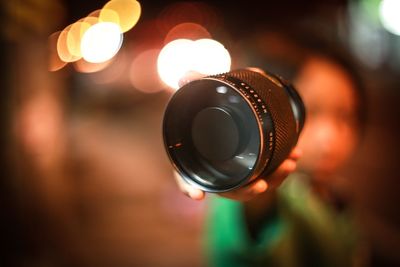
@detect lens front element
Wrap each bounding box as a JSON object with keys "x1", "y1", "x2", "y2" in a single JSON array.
[{"x1": 163, "y1": 78, "x2": 262, "y2": 191}]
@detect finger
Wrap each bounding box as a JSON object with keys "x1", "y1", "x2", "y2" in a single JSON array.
[
  {"x1": 265, "y1": 159, "x2": 297, "y2": 188},
  {"x1": 177, "y1": 178, "x2": 206, "y2": 200},
  {"x1": 188, "y1": 189, "x2": 206, "y2": 201},
  {"x1": 173, "y1": 171, "x2": 205, "y2": 200},
  {"x1": 219, "y1": 178, "x2": 268, "y2": 201},
  {"x1": 289, "y1": 147, "x2": 303, "y2": 160},
  {"x1": 269, "y1": 159, "x2": 297, "y2": 179}
]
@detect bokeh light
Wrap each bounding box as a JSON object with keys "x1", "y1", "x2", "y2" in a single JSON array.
[
  {"x1": 164, "y1": 22, "x2": 211, "y2": 44},
  {"x1": 57, "y1": 24, "x2": 81, "y2": 63},
  {"x1": 157, "y1": 38, "x2": 231, "y2": 89},
  {"x1": 50, "y1": 0, "x2": 143, "y2": 70},
  {"x1": 66, "y1": 21, "x2": 91, "y2": 58},
  {"x1": 80, "y1": 22, "x2": 123, "y2": 63},
  {"x1": 100, "y1": 0, "x2": 141, "y2": 33},
  {"x1": 157, "y1": 39, "x2": 195, "y2": 89},
  {"x1": 191, "y1": 38, "x2": 231, "y2": 75},
  {"x1": 379, "y1": 0, "x2": 400, "y2": 36},
  {"x1": 130, "y1": 49, "x2": 164, "y2": 93},
  {"x1": 99, "y1": 8, "x2": 121, "y2": 29},
  {"x1": 48, "y1": 31, "x2": 67, "y2": 71}
]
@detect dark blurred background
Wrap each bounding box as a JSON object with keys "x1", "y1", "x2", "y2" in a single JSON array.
[{"x1": 1, "y1": 0, "x2": 399, "y2": 266}]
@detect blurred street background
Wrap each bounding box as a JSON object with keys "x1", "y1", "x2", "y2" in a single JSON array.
[{"x1": 1, "y1": 0, "x2": 399, "y2": 266}]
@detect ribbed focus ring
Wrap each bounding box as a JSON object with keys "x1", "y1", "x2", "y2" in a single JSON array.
[{"x1": 224, "y1": 69, "x2": 297, "y2": 174}]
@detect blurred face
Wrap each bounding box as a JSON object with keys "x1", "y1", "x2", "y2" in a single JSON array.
[{"x1": 294, "y1": 56, "x2": 359, "y2": 178}]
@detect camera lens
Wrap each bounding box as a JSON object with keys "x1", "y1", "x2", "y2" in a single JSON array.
[{"x1": 163, "y1": 69, "x2": 305, "y2": 192}]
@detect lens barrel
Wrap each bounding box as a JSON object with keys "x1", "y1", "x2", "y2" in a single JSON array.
[{"x1": 163, "y1": 69, "x2": 305, "y2": 192}]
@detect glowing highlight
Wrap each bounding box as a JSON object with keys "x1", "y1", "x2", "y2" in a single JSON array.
[
  {"x1": 157, "y1": 38, "x2": 231, "y2": 89},
  {"x1": 80, "y1": 22, "x2": 123, "y2": 63},
  {"x1": 100, "y1": 0, "x2": 141, "y2": 33},
  {"x1": 379, "y1": 0, "x2": 400, "y2": 35}
]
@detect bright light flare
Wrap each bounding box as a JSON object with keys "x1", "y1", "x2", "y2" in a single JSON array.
[
  {"x1": 80, "y1": 22, "x2": 123, "y2": 63},
  {"x1": 191, "y1": 38, "x2": 231, "y2": 75},
  {"x1": 379, "y1": 0, "x2": 400, "y2": 36},
  {"x1": 157, "y1": 39, "x2": 195, "y2": 89},
  {"x1": 100, "y1": 0, "x2": 141, "y2": 33},
  {"x1": 157, "y1": 38, "x2": 231, "y2": 89}
]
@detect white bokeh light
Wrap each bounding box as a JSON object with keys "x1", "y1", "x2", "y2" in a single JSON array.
[
  {"x1": 191, "y1": 38, "x2": 231, "y2": 75},
  {"x1": 157, "y1": 39, "x2": 194, "y2": 89},
  {"x1": 379, "y1": 0, "x2": 400, "y2": 36},
  {"x1": 157, "y1": 38, "x2": 231, "y2": 90},
  {"x1": 81, "y1": 22, "x2": 123, "y2": 63}
]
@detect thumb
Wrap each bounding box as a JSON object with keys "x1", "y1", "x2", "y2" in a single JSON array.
[{"x1": 173, "y1": 171, "x2": 205, "y2": 200}]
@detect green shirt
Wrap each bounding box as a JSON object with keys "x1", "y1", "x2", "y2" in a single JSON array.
[{"x1": 205, "y1": 174, "x2": 356, "y2": 267}]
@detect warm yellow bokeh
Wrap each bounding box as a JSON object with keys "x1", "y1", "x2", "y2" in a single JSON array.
[
  {"x1": 99, "y1": 0, "x2": 141, "y2": 33},
  {"x1": 99, "y1": 8, "x2": 121, "y2": 29},
  {"x1": 66, "y1": 21, "x2": 91, "y2": 58},
  {"x1": 48, "y1": 31, "x2": 67, "y2": 71},
  {"x1": 52, "y1": 0, "x2": 141, "y2": 69},
  {"x1": 57, "y1": 24, "x2": 80, "y2": 62}
]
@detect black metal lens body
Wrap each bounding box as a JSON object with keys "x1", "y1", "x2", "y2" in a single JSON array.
[{"x1": 163, "y1": 69, "x2": 305, "y2": 192}]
